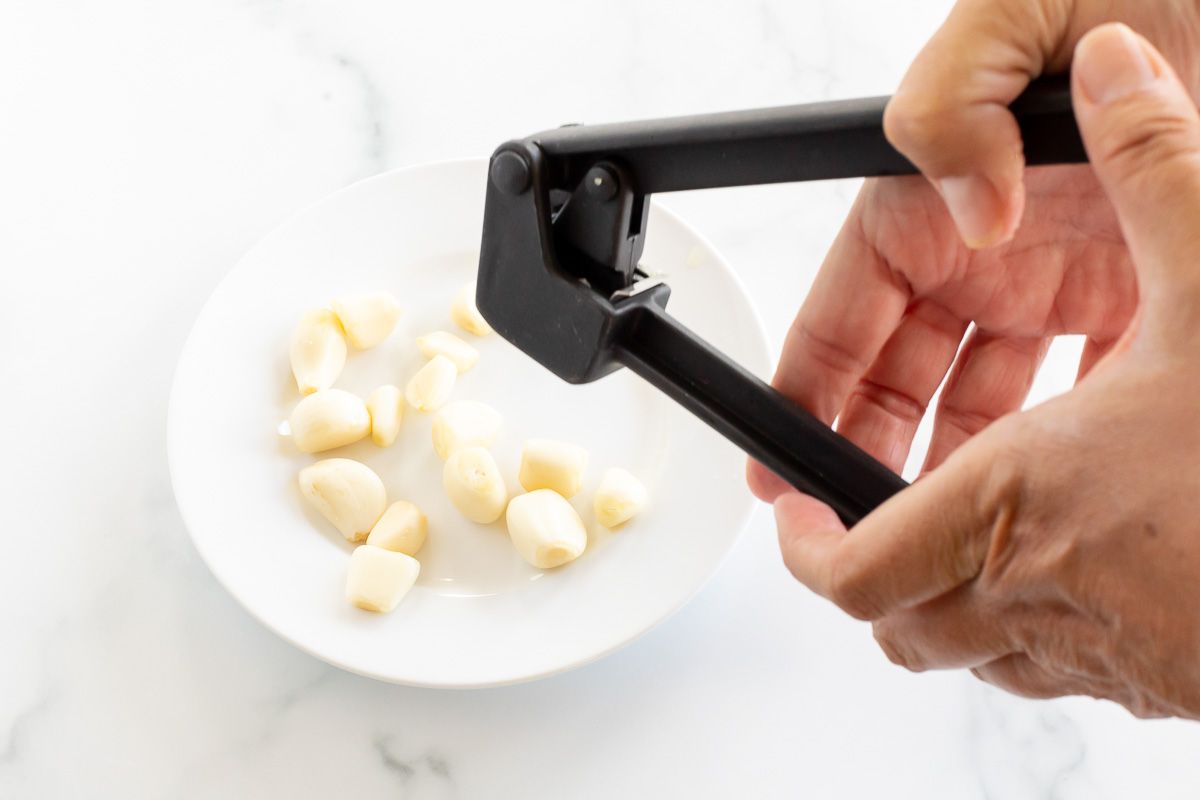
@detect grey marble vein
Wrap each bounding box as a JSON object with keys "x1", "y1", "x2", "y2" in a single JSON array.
[
  {"x1": 268, "y1": 666, "x2": 336, "y2": 718},
  {"x1": 968, "y1": 682, "x2": 1097, "y2": 800},
  {"x1": 755, "y1": 0, "x2": 837, "y2": 99},
  {"x1": 376, "y1": 736, "x2": 417, "y2": 783},
  {"x1": 0, "y1": 692, "x2": 55, "y2": 768},
  {"x1": 333, "y1": 52, "x2": 389, "y2": 172},
  {"x1": 374, "y1": 734, "x2": 457, "y2": 797}
]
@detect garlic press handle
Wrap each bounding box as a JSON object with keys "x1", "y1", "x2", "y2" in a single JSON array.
[
  {"x1": 477, "y1": 75, "x2": 1086, "y2": 527},
  {"x1": 616, "y1": 302, "x2": 905, "y2": 525}
]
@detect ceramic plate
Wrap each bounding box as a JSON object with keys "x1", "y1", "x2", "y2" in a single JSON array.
[{"x1": 169, "y1": 159, "x2": 771, "y2": 687}]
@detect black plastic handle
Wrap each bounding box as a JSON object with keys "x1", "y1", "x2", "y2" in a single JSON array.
[
  {"x1": 603, "y1": 77, "x2": 1085, "y2": 526},
  {"x1": 536, "y1": 76, "x2": 1084, "y2": 192},
  {"x1": 616, "y1": 303, "x2": 905, "y2": 526},
  {"x1": 481, "y1": 76, "x2": 1085, "y2": 527}
]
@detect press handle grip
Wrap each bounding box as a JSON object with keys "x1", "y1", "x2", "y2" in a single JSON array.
[
  {"x1": 537, "y1": 75, "x2": 1084, "y2": 193},
  {"x1": 1008, "y1": 75, "x2": 1086, "y2": 167},
  {"x1": 616, "y1": 303, "x2": 907, "y2": 527}
]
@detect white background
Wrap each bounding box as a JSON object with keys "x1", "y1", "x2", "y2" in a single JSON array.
[{"x1": 3, "y1": 0, "x2": 1199, "y2": 797}]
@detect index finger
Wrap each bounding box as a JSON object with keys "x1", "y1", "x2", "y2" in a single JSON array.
[
  {"x1": 773, "y1": 186, "x2": 911, "y2": 424},
  {"x1": 775, "y1": 430, "x2": 1004, "y2": 620},
  {"x1": 748, "y1": 188, "x2": 915, "y2": 503}
]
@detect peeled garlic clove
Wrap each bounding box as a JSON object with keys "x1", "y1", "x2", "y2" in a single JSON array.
[
  {"x1": 366, "y1": 385, "x2": 405, "y2": 447},
  {"x1": 287, "y1": 389, "x2": 371, "y2": 453},
  {"x1": 450, "y1": 283, "x2": 493, "y2": 336},
  {"x1": 518, "y1": 438, "x2": 589, "y2": 499},
  {"x1": 290, "y1": 308, "x2": 347, "y2": 395},
  {"x1": 416, "y1": 330, "x2": 479, "y2": 372},
  {"x1": 366, "y1": 500, "x2": 427, "y2": 555},
  {"x1": 345, "y1": 544, "x2": 420, "y2": 613},
  {"x1": 431, "y1": 401, "x2": 503, "y2": 460},
  {"x1": 331, "y1": 291, "x2": 402, "y2": 350},
  {"x1": 298, "y1": 458, "x2": 387, "y2": 542},
  {"x1": 506, "y1": 489, "x2": 587, "y2": 569},
  {"x1": 593, "y1": 468, "x2": 648, "y2": 528},
  {"x1": 443, "y1": 445, "x2": 507, "y2": 523},
  {"x1": 405, "y1": 354, "x2": 457, "y2": 411}
]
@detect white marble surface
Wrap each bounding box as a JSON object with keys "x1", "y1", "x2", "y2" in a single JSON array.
[{"x1": 3, "y1": 0, "x2": 1199, "y2": 797}]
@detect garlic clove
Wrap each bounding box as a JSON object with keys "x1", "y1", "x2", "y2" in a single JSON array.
[
  {"x1": 298, "y1": 458, "x2": 387, "y2": 542},
  {"x1": 443, "y1": 445, "x2": 507, "y2": 524},
  {"x1": 365, "y1": 385, "x2": 405, "y2": 447},
  {"x1": 345, "y1": 544, "x2": 420, "y2": 613},
  {"x1": 287, "y1": 389, "x2": 371, "y2": 453},
  {"x1": 331, "y1": 291, "x2": 402, "y2": 350},
  {"x1": 593, "y1": 467, "x2": 648, "y2": 528},
  {"x1": 416, "y1": 330, "x2": 480, "y2": 372},
  {"x1": 505, "y1": 489, "x2": 588, "y2": 569},
  {"x1": 366, "y1": 500, "x2": 427, "y2": 556},
  {"x1": 518, "y1": 438, "x2": 589, "y2": 499},
  {"x1": 289, "y1": 308, "x2": 347, "y2": 395},
  {"x1": 405, "y1": 354, "x2": 457, "y2": 412},
  {"x1": 449, "y1": 283, "x2": 493, "y2": 336}
]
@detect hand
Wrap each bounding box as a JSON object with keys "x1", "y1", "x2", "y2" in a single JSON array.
[
  {"x1": 758, "y1": 26, "x2": 1200, "y2": 719},
  {"x1": 751, "y1": 1, "x2": 1200, "y2": 491}
]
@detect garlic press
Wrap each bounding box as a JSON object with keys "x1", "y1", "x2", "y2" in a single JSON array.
[{"x1": 476, "y1": 78, "x2": 1085, "y2": 526}]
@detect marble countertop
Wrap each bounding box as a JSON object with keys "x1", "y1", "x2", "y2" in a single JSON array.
[{"x1": 3, "y1": 0, "x2": 1199, "y2": 796}]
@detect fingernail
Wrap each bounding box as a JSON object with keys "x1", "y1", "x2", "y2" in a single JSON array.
[
  {"x1": 1076, "y1": 24, "x2": 1157, "y2": 105},
  {"x1": 938, "y1": 175, "x2": 1006, "y2": 249}
]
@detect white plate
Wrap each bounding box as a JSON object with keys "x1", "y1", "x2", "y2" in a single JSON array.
[{"x1": 168, "y1": 159, "x2": 771, "y2": 687}]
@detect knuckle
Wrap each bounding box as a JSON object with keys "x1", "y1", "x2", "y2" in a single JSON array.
[
  {"x1": 974, "y1": 418, "x2": 1031, "y2": 515},
  {"x1": 850, "y1": 379, "x2": 927, "y2": 428},
  {"x1": 872, "y1": 620, "x2": 927, "y2": 673},
  {"x1": 827, "y1": 555, "x2": 884, "y2": 620},
  {"x1": 883, "y1": 94, "x2": 944, "y2": 154},
  {"x1": 977, "y1": 441, "x2": 1025, "y2": 521},
  {"x1": 978, "y1": 654, "x2": 1061, "y2": 700},
  {"x1": 793, "y1": 319, "x2": 870, "y2": 380},
  {"x1": 1125, "y1": 693, "x2": 1170, "y2": 720},
  {"x1": 934, "y1": 401, "x2": 994, "y2": 442},
  {"x1": 1006, "y1": 612, "x2": 1041, "y2": 655},
  {"x1": 959, "y1": 438, "x2": 1028, "y2": 586}
]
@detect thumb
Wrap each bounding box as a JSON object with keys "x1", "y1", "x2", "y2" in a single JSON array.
[
  {"x1": 774, "y1": 424, "x2": 1005, "y2": 621},
  {"x1": 1073, "y1": 23, "x2": 1200, "y2": 342}
]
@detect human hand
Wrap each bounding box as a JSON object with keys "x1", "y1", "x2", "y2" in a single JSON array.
[
  {"x1": 750, "y1": 2, "x2": 1200, "y2": 493},
  {"x1": 765, "y1": 24, "x2": 1200, "y2": 719}
]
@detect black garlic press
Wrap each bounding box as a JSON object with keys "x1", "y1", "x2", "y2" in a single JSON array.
[{"x1": 476, "y1": 77, "x2": 1086, "y2": 526}]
